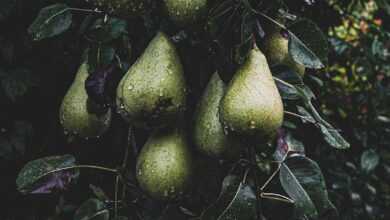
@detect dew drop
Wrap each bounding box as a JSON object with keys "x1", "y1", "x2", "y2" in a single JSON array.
[{"x1": 128, "y1": 85, "x2": 134, "y2": 90}]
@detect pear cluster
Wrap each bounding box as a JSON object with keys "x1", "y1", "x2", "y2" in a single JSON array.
[{"x1": 59, "y1": 2, "x2": 286, "y2": 200}]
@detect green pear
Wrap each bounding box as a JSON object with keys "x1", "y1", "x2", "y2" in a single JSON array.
[
  {"x1": 116, "y1": 32, "x2": 186, "y2": 128},
  {"x1": 163, "y1": 0, "x2": 208, "y2": 26},
  {"x1": 193, "y1": 72, "x2": 240, "y2": 159},
  {"x1": 219, "y1": 46, "x2": 284, "y2": 139},
  {"x1": 262, "y1": 30, "x2": 305, "y2": 76},
  {"x1": 85, "y1": 0, "x2": 146, "y2": 17},
  {"x1": 136, "y1": 127, "x2": 192, "y2": 200},
  {"x1": 59, "y1": 63, "x2": 111, "y2": 138}
]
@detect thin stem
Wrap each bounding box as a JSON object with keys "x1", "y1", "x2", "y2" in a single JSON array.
[
  {"x1": 260, "y1": 192, "x2": 294, "y2": 204},
  {"x1": 249, "y1": 146, "x2": 262, "y2": 220},
  {"x1": 273, "y1": 76, "x2": 295, "y2": 89},
  {"x1": 114, "y1": 175, "x2": 120, "y2": 218},
  {"x1": 260, "y1": 164, "x2": 281, "y2": 191},
  {"x1": 45, "y1": 165, "x2": 118, "y2": 176},
  {"x1": 284, "y1": 111, "x2": 311, "y2": 121},
  {"x1": 69, "y1": 7, "x2": 103, "y2": 14}
]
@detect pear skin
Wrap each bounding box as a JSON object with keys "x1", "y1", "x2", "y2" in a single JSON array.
[
  {"x1": 136, "y1": 127, "x2": 192, "y2": 200},
  {"x1": 116, "y1": 32, "x2": 186, "y2": 128},
  {"x1": 86, "y1": 0, "x2": 145, "y2": 17},
  {"x1": 262, "y1": 30, "x2": 305, "y2": 76},
  {"x1": 193, "y1": 72, "x2": 240, "y2": 159},
  {"x1": 219, "y1": 46, "x2": 284, "y2": 139},
  {"x1": 163, "y1": 0, "x2": 208, "y2": 26},
  {"x1": 59, "y1": 63, "x2": 111, "y2": 138}
]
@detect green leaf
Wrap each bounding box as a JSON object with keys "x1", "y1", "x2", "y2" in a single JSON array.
[
  {"x1": 74, "y1": 198, "x2": 109, "y2": 220},
  {"x1": 280, "y1": 160, "x2": 318, "y2": 219},
  {"x1": 88, "y1": 18, "x2": 128, "y2": 43},
  {"x1": 360, "y1": 149, "x2": 380, "y2": 174},
  {"x1": 1, "y1": 68, "x2": 39, "y2": 102},
  {"x1": 287, "y1": 18, "x2": 328, "y2": 69},
  {"x1": 201, "y1": 175, "x2": 257, "y2": 220},
  {"x1": 88, "y1": 45, "x2": 115, "y2": 73},
  {"x1": 28, "y1": 4, "x2": 72, "y2": 41},
  {"x1": 282, "y1": 156, "x2": 339, "y2": 219},
  {"x1": 318, "y1": 123, "x2": 350, "y2": 150},
  {"x1": 16, "y1": 154, "x2": 78, "y2": 194}
]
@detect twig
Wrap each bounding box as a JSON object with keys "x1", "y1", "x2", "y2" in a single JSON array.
[
  {"x1": 260, "y1": 192, "x2": 294, "y2": 204},
  {"x1": 44, "y1": 165, "x2": 118, "y2": 176},
  {"x1": 249, "y1": 145, "x2": 262, "y2": 220}
]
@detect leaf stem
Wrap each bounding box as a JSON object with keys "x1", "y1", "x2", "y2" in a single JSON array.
[
  {"x1": 69, "y1": 7, "x2": 103, "y2": 14},
  {"x1": 273, "y1": 76, "x2": 295, "y2": 89},
  {"x1": 45, "y1": 165, "x2": 118, "y2": 176},
  {"x1": 260, "y1": 192, "x2": 294, "y2": 204},
  {"x1": 284, "y1": 111, "x2": 311, "y2": 120},
  {"x1": 260, "y1": 164, "x2": 281, "y2": 191}
]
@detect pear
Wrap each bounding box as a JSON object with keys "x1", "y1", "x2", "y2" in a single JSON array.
[
  {"x1": 136, "y1": 127, "x2": 192, "y2": 200},
  {"x1": 163, "y1": 0, "x2": 208, "y2": 26},
  {"x1": 193, "y1": 72, "x2": 240, "y2": 159},
  {"x1": 219, "y1": 46, "x2": 284, "y2": 139},
  {"x1": 59, "y1": 62, "x2": 111, "y2": 138},
  {"x1": 116, "y1": 32, "x2": 186, "y2": 128},
  {"x1": 262, "y1": 29, "x2": 305, "y2": 76},
  {"x1": 85, "y1": 0, "x2": 146, "y2": 17}
]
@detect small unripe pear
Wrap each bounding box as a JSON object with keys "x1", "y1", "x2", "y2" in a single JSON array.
[
  {"x1": 220, "y1": 46, "x2": 284, "y2": 139},
  {"x1": 262, "y1": 30, "x2": 305, "y2": 76},
  {"x1": 163, "y1": 0, "x2": 208, "y2": 26},
  {"x1": 59, "y1": 63, "x2": 111, "y2": 138},
  {"x1": 193, "y1": 72, "x2": 240, "y2": 159},
  {"x1": 136, "y1": 127, "x2": 192, "y2": 200},
  {"x1": 85, "y1": 0, "x2": 146, "y2": 17}
]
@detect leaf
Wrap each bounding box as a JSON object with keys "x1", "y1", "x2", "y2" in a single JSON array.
[
  {"x1": 88, "y1": 18, "x2": 128, "y2": 43},
  {"x1": 16, "y1": 155, "x2": 79, "y2": 194},
  {"x1": 88, "y1": 45, "x2": 115, "y2": 73},
  {"x1": 89, "y1": 184, "x2": 109, "y2": 201},
  {"x1": 28, "y1": 4, "x2": 72, "y2": 41},
  {"x1": 1, "y1": 68, "x2": 39, "y2": 102},
  {"x1": 274, "y1": 129, "x2": 305, "y2": 162},
  {"x1": 201, "y1": 175, "x2": 257, "y2": 220},
  {"x1": 287, "y1": 18, "x2": 328, "y2": 69},
  {"x1": 74, "y1": 198, "x2": 109, "y2": 220},
  {"x1": 217, "y1": 183, "x2": 257, "y2": 220},
  {"x1": 280, "y1": 159, "x2": 318, "y2": 219},
  {"x1": 360, "y1": 150, "x2": 380, "y2": 174},
  {"x1": 282, "y1": 156, "x2": 338, "y2": 219},
  {"x1": 318, "y1": 123, "x2": 350, "y2": 150},
  {"x1": 296, "y1": 106, "x2": 316, "y2": 124}
]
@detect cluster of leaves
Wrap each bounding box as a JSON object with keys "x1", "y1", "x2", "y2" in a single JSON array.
[
  {"x1": 309, "y1": 0, "x2": 390, "y2": 219},
  {"x1": 1, "y1": 0, "x2": 378, "y2": 220}
]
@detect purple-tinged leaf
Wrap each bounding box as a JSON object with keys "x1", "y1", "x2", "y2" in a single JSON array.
[
  {"x1": 274, "y1": 129, "x2": 305, "y2": 162},
  {"x1": 16, "y1": 155, "x2": 79, "y2": 194}
]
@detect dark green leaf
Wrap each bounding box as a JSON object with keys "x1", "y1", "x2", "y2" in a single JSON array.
[
  {"x1": 16, "y1": 154, "x2": 79, "y2": 194},
  {"x1": 28, "y1": 4, "x2": 72, "y2": 41},
  {"x1": 318, "y1": 123, "x2": 350, "y2": 150},
  {"x1": 287, "y1": 18, "x2": 328, "y2": 69},
  {"x1": 280, "y1": 159, "x2": 318, "y2": 219},
  {"x1": 88, "y1": 45, "x2": 115, "y2": 73},
  {"x1": 274, "y1": 130, "x2": 305, "y2": 162},
  {"x1": 283, "y1": 156, "x2": 338, "y2": 219},
  {"x1": 88, "y1": 18, "x2": 127, "y2": 43},
  {"x1": 201, "y1": 175, "x2": 257, "y2": 220},
  {"x1": 296, "y1": 106, "x2": 316, "y2": 124},
  {"x1": 360, "y1": 150, "x2": 380, "y2": 173},
  {"x1": 74, "y1": 198, "x2": 109, "y2": 220},
  {"x1": 89, "y1": 184, "x2": 109, "y2": 201},
  {"x1": 1, "y1": 68, "x2": 39, "y2": 102}
]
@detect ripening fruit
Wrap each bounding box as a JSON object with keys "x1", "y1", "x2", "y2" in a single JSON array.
[
  {"x1": 262, "y1": 29, "x2": 305, "y2": 76},
  {"x1": 59, "y1": 62, "x2": 111, "y2": 138},
  {"x1": 193, "y1": 72, "x2": 240, "y2": 159},
  {"x1": 116, "y1": 32, "x2": 186, "y2": 128},
  {"x1": 219, "y1": 46, "x2": 284, "y2": 139},
  {"x1": 85, "y1": 0, "x2": 146, "y2": 17},
  {"x1": 136, "y1": 127, "x2": 192, "y2": 200},
  {"x1": 163, "y1": 0, "x2": 208, "y2": 26}
]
